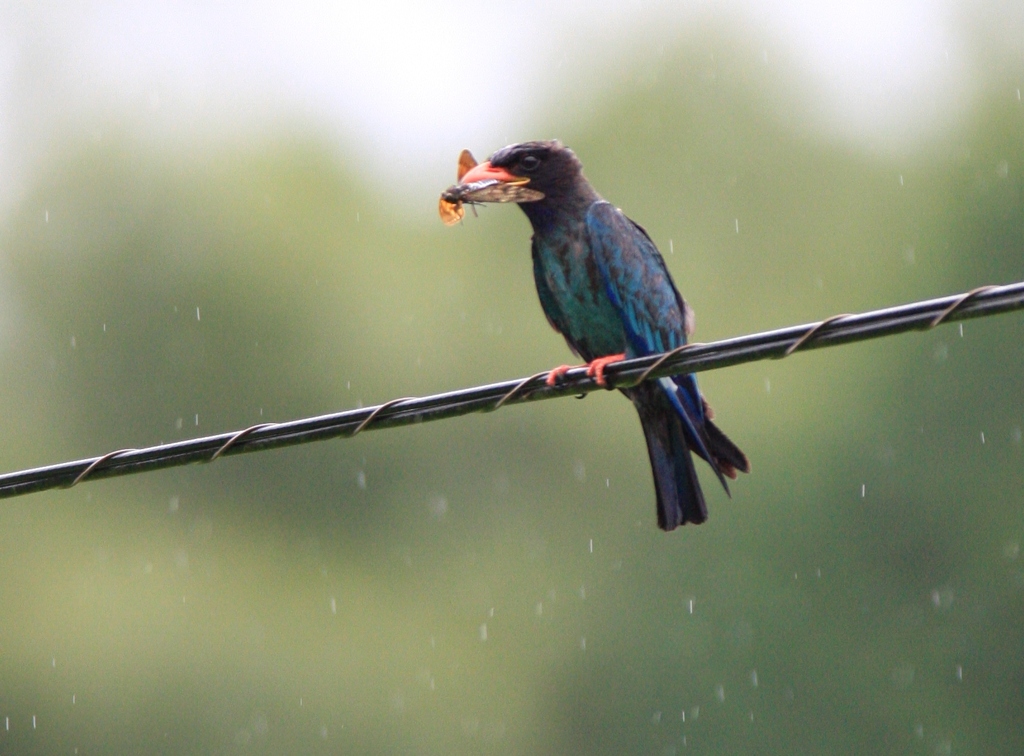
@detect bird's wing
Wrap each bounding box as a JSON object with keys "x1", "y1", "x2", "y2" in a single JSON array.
[
  {"x1": 585, "y1": 201, "x2": 729, "y2": 491},
  {"x1": 584, "y1": 201, "x2": 689, "y2": 357}
]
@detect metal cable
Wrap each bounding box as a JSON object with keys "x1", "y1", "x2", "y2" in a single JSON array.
[{"x1": 4, "y1": 281, "x2": 1024, "y2": 500}]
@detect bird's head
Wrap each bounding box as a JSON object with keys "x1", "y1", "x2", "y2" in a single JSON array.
[{"x1": 461, "y1": 141, "x2": 577, "y2": 195}]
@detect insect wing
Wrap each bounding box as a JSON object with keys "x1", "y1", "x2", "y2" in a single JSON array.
[
  {"x1": 438, "y1": 196, "x2": 465, "y2": 226},
  {"x1": 463, "y1": 183, "x2": 544, "y2": 203},
  {"x1": 456, "y1": 150, "x2": 478, "y2": 181}
]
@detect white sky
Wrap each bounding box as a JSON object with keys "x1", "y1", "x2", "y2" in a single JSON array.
[{"x1": 0, "y1": 0, "x2": 1018, "y2": 202}]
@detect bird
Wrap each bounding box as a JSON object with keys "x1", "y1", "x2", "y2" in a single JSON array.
[{"x1": 452, "y1": 140, "x2": 749, "y2": 530}]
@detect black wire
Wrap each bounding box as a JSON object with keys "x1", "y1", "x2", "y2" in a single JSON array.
[{"x1": 2, "y1": 282, "x2": 1022, "y2": 500}]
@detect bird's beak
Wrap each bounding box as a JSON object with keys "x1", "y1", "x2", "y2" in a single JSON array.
[
  {"x1": 439, "y1": 155, "x2": 544, "y2": 224},
  {"x1": 459, "y1": 161, "x2": 529, "y2": 187}
]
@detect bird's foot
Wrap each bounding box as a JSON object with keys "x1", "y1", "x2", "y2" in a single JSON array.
[
  {"x1": 545, "y1": 364, "x2": 581, "y2": 386},
  {"x1": 586, "y1": 353, "x2": 626, "y2": 387}
]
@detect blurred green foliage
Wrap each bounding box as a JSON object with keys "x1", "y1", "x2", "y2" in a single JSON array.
[{"x1": 0, "y1": 26, "x2": 1022, "y2": 754}]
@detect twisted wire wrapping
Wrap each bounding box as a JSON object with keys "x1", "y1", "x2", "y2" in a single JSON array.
[{"x1": 68, "y1": 448, "x2": 139, "y2": 487}]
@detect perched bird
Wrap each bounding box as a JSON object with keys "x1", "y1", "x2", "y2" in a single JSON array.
[{"x1": 453, "y1": 140, "x2": 749, "y2": 530}]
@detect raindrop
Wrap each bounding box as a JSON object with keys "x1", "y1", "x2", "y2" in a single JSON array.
[
  {"x1": 32, "y1": 716, "x2": 36, "y2": 729},
  {"x1": 669, "y1": 238, "x2": 674, "y2": 254},
  {"x1": 70, "y1": 336, "x2": 76, "y2": 349},
  {"x1": 861, "y1": 484, "x2": 866, "y2": 498},
  {"x1": 715, "y1": 684, "x2": 725, "y2": 702},
  {"x1": 196, "y1": 307, "x2": 200, "y2": 321},
  {"x1": 688, "y1": 598, "x2": 694, "y2": 614},
  {"x1": 103, "y1": 323, "x2": 106, "y2": 332},
  {"x1": 330, "y1": 597, "x2": 337, "y2": 614},
  {"x1": 428, "y1": 495, "x2": 448, "y2": 518},
  {"x1": 479, "y1": 623, "x2": 487, "y2": 641},
  {"x1": 750, "y1": 669, "x2": 758, "y2": 687},
  {"x1": 981, "y1": 432, "x2": 985, "y2": 444},
  {"x1": 930, "y1": 587, "x2": 955, "y2": 609},
  {"x1": 195, "y1": 414, "x2": 199, "y2": 426},
  {"x1": 588, "y1": 538, "x2": 593, "y2": 553},
  {"x1": 956, "y1": 665, "x2": 963, "y2": 681},
  {"x1": 899, "y1": 174, "x2": 904, "y2": 186},
  {"x1": 580, "y1": 636, "x2": 586, "y2": 651},
  {"x1": 959, "y1": 323, "x2": 963, "y2": 337},
  {"x1": 606, "y1": 478, "x2": 610, "y2": 487},
  {"x1": 734, "y1": 218, "x2": 739, "y2": 233},
  {"x1": 764, "y1": 378, "x2": 771, "y2": 394},
  {"x1": 356, "y1": 471, "x2": 366, "y2": 489},
  {"x1": 45, "y1": 209, "x2": 49, "y2": 223}
]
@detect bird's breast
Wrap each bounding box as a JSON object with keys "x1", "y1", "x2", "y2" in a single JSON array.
[{"x1": 533, "y1": 229, "x2": 625, "y2": 360}]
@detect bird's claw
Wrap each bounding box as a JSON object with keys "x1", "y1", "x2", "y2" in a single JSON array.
[
  {"x1": 586, "y1": 353, "x2": 626, "y2": 388},
  {"x1": 545, "y1": 364, "x2": 577, "y2": 386}
]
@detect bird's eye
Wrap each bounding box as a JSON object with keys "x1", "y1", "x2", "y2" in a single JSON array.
[{"x1": 519, "y1": 155, "x2": 540, "y2": 172}]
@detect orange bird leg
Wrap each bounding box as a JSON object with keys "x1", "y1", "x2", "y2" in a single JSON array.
[
  {"x1": 545, "y1": 364, "x2": 581, "y2": 386},
  {"x1": 586, "y1": 353, "x2": 626, "y2": 387}
]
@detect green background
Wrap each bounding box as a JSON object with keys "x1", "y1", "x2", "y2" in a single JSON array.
[{"x1": 0, "y1": 24, "x2": 1022, "y2": 755}]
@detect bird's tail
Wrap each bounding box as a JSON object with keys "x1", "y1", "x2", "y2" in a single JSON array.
[
  {"x1": 702, "y1": 417, "x2": 750, "y2": 479},
  {"x1": 631, "y1": 382, "x2": 708, "y2": 530}
]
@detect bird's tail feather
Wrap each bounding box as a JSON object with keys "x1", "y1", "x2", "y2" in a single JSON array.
[
  {"x1": 703, "y1": 418, "x2": 750, "y2": 478},
  {"x1": 658, "y1": 377, "x2": 732, "y2": 496},
  {"x1": 632, "y1": 383, "x2": 708, "y2": 530}
]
